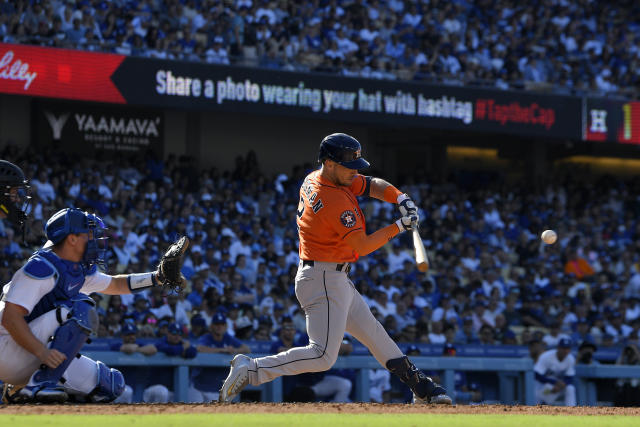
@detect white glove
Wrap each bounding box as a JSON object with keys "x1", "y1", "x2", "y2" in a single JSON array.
[
  {"x1": 395, "y1": 214, "x2": 418, "y2": 232},
  {"x1": 397, "y1": 193, "x2": 417, "y2": 217}
]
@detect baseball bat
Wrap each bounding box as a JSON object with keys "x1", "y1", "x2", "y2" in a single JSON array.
[{"x1": 412, "y1": 228, "x2": 429, "y2": 272}]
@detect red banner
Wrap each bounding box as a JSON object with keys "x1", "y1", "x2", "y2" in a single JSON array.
[{"x1": 0, "y1": 43, "x2": 125, "y2": 103}]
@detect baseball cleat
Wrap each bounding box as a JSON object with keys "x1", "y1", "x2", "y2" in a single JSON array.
[
  {"x1": 412, "y1": 393, "x2": 453, "y2": 405},
  {"x1": 1, "y1": 384, "x2": 23, "y2": 404},
  {"x1": 412, "y1": 384, "x2": 453, "y2": 405},
  {"x1": 219, "y1": 354, "x2": 250, "y2": 403},
  {"x1": 15, "y1": 383, "x2": 69, "y2": 404}
]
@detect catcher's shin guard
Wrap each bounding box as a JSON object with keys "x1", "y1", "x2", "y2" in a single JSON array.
[
  {"x1": 18, "y1": 298, "x2": 96, "y2": 403},
  {"x1": 386, "y1": 356, "x2": 452, "y2": 404}
]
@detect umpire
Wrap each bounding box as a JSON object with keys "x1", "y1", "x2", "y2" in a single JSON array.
[{"x1": 0, "y1": 160, "x2": 30, "y2": 236}]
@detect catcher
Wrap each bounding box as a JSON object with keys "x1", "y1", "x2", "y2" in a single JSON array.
[{"x1": 0, "y1": 208, "x2": 189, "y2": 403}]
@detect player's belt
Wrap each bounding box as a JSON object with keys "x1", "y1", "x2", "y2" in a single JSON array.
[{"x1": 301, "y1": 260, "x2": 351, "y2": 273}]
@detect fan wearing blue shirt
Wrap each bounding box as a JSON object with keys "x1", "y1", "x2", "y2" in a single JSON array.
[
  {"x1": 190, "y1": 313, "x2": 250, "y2": 402},
  {"x1": 142, "y1": 322, "x2": 197, "y2": 402},
  {"x1": 110, "y1": 323, "x2": 161, "y2": 403}
]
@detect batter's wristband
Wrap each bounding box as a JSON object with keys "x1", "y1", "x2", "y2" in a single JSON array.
[
  {"x1": 127, "y1": 272, "x2": 158, "y2": 293},
  {"x1": 383, "y1": 185, "x2": 403, "y2": 203},
  {"x1": 395, "y1": 219, "x2": 407, "y2": 233}
]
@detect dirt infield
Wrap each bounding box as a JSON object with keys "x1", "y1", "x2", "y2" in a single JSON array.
[{"x1": 1, "y1": 403, "x2": 640, "y2": 416}]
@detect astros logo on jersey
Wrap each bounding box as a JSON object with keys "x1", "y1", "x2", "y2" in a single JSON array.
[{"x1": 340, "y1": 210, "x2": 356, "y2": 228}]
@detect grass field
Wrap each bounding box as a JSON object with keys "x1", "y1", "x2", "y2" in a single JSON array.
[{"x1": 1, "y1": 413, "x2": 637, "y2": 427}]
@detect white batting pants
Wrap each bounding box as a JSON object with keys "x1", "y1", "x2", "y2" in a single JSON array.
[
  {"x1": 311, "y1": 374, "x2": 352, "y2": 402},
  {"x1": 0, "y1": 308, "x2": 98, "y2": 395},
  {"x1": 536, "y1": 383, "x2": 577, "y2": 406},
  {"x1": 247, "y1": 264, "x2": 403, "y2": 386}
]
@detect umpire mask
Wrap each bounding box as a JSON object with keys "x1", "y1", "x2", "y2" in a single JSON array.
[{"x1": 0, "y1": 160, "x2": 31, "y2": 238}]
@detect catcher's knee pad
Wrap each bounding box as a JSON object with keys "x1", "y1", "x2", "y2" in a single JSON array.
[
  {"x1": 29, "y1": 298, "x2": 96, "y2": 387},
  {"x1": 88, "y1": 361, "x2": 125, "y2": 403},
  {"x1": 65, "y1": 295, "x2": 99, "y2": 334}
]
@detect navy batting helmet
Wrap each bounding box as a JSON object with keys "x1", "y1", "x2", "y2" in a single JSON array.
[
  {"x1": 0, "y1": 159, "x2": 30, "y2": 230},
  {"x1": 318, "y1": 133, "x2": 370, "y2": 170},
  {"x1": 45, "y1": 208, "x2": 108, "y2": 269}
]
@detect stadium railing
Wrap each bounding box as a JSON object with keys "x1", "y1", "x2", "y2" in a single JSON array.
[
  {"x1": 84, "y1": 352, "x2": 537, "y2": 404},
  {"x1": 83, "y1": 350, "x2": 640, "y2": 406},
  {"x1": 83, "y1": 351, "x2": 640, "y2": 405}
]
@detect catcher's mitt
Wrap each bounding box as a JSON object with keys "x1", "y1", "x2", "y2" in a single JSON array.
[{"x1": 156, "y1": 236, "x2": 190, "y2": 293}]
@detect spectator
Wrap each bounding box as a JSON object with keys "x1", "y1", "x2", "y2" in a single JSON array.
[
  {"x1": 575, "y1": 341, "x2": 598, "y2": 366},
  {"x1": 370, "y1": 287, "x2": 397, "y2": 318},
  {"x1": 190, "y1": 313, "x2": 250, "y2": 402},
  {"x1": 310, "y1": 337, "x2": 354, "y2": 403},
  {"x1": 534, "y1": 338, "x2": 576, "y2": 406},
  {"x1": 543, "y1": 322, "x2": 571, "y2": 348},
  {"x1": 189, "y1": 315, "x2": 208, "y2": 340},
  {"x1": 157, "y1": 322, "x2": 197, "y2": 358},
  {"x1": 528, "y1": 338, "x2": 545, "y2": 363},
  {"x1": 196, "y1": 313, "x2": 250, "y2": 355},
  {"x1": 442, "y1": 343, "x2": 482, "y2": 405},
  {"x1": 428, "y1": 320, "x2": 446, "y2": 344},
  {"x1": 140, "y1": 322, "x2": 197, "y2": 403},
  {"x1": 454, "y1": 316, "x2": 479, "y2": 344},
  {"x1": 0, "y1": 0, "x2": 637, "y2": 95},
  {"x1": 570, "y1": 318, "x2": 595, "y2": 345},
  {"x1": 477, "y1": 324, "x2": 496, "y2": 345},
  {"x1": 205, "y1": 36, "x2": 230, "y2": 65},
  {"x1": 387, "y1": 241, "x2": 413, "y2": 273},
  {"x1": 614, "y1": 344, "x2": 640, "y2": 407},
  {"x1": 110, "y1": 323, "x2": 161, "y2": 403},
  {"x1": 129, "y1": 294, "x2": 153, "y2": 323},
  {"x1": 605, "y1": 312, "x2": 633, "y2": 342},
  {"x1": 153, "y1": 293, "x2": 190, "y2": 326},
  {"x1": 564, "y1": 250, "x2": 595, "y2": 279}
]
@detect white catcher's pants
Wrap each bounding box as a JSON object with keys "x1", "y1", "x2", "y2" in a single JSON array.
[
  {"x1": 247, "y1": 263, "x2": 403, "y2": 386},
  {"x1": 0, "y1": 308, "x2": 98, "y2": 395}
]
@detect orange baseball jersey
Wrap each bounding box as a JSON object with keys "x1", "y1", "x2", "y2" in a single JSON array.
[{"x1": 297, "y1": 169, "x2": 368, "y2": 263}]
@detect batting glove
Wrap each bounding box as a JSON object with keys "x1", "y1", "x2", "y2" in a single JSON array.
[
  {"x1": 397, "y1": 193, "x2": 417, "y2": 217},
  {"x1": 395, "y1": 214, "x2": 419, "y2": 232}
]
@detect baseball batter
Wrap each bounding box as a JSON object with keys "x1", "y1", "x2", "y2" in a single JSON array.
[
  {"x1": 220, "y1": 133, "x2": 451, "y2": 404},
  {"x1": 0, "y1": 207, "x2": 188, "y2": 403}
]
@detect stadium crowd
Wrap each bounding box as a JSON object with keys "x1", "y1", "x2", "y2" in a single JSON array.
[
  {"x1": 0, "y1": 0, "x2": 638, "y2": 97},
  {"x1": 2, "y1": 144, "x2": 640, "y2": 403},
  {"x1": 2, "y1": 144, "x2": 640, "y2": 351}
]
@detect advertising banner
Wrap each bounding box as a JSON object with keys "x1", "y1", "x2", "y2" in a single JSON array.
[
  {"x1": 584, "y1": 98, "x2": 640, "y2": 144},
  {"x1": 1, "y1": 43, "x2": 582, "y2": 139},
  {"x1": 32, "y1": 99, "x2": 163, "y2": 157}
]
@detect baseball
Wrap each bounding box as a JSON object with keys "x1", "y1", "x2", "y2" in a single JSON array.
[{"x1": 541, "y1": 229, "x2": 557, "y2": 244}]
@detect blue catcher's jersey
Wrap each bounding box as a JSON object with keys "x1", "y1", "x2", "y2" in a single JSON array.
[
  {"x1": 23, "y1": 250, "x2": 97, "y2": 322},
  {"x1": 0, "y1": 249, "x2": 111, "y2": 331}
]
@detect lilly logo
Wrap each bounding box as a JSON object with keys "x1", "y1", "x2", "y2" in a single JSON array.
[{"x1": 0, "y1": 50, "x2": 38, "y2": 90}]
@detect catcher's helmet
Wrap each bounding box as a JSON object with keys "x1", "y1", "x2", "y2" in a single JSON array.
[
  {"x1": 0, "y1": 159, "x2": 30, "y2": 229},
  {"x1": 45, "y1": 208, "x2": 108, "y2": 269},
  {"x1": 318, "y1": 133, "x2": 370, "y2": 170}
]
